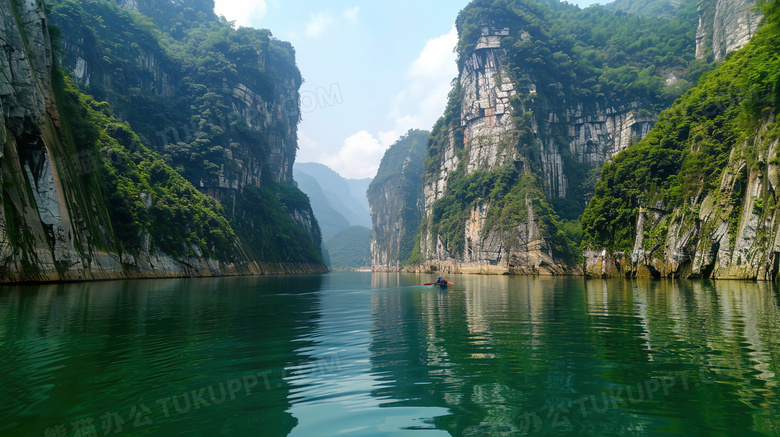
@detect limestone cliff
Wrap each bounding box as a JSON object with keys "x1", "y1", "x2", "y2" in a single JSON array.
[
  {"x1": 367, "y1": 130, "x2": 429, "y2": 271},
  {"x1": 0, "y1": 0, "x2": 326, "y2": 283},
  {"x1": 47, "y1": 0, "x2": 323, "y2": 251},
  {"x1": 53, "y1": 0, "x2": 300, "y2": 187},
  {"x1": 418, "y1": 25, "x2": 590, "y2": 275},
  {"x1": 416, "y1": 5, "x2": 669, "y2": 275},
  {"x1": 374, "y1": 0, "x2": 763, "y2": 275},
  {"x1": 695, "y1": 0, "x2": 762, "y2": 61},
  {"x1": 585, "y1": 115, "x2": 780, "y2": 282},
  {"x1": 582, "y1": 0, "x2": 780, "y2": 280}
]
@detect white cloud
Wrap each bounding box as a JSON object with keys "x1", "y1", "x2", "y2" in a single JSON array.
[
  {"x1": 307, "y1": 27, "x2": 458, "y2": 180},
  {"x1": 379, "y1": 26, "x2": 459, "y2": 147},
  {"x1": 213, "y1": 0, "x2": 267, "y2": 28},
  {"x1": 321, "y1": 131, "x2": 388, "y2": 179},
  {"x1": 305, "y1": 11, "x2": 335, "y2": 38},
  {"x1": 343, "y1": 7, "x2": 361, "y2": 24},
  {"x1": 409, "y1": 28, "x2": 459, "y2": 80}
]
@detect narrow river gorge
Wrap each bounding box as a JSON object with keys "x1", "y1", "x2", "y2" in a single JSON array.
[{"x1": 2, "y1": 274, "x2": 778, "y2": 436}]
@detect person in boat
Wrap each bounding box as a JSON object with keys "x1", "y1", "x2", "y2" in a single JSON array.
[{"x1": 435, "y1": 277, "x2": 449, "y2": 286}]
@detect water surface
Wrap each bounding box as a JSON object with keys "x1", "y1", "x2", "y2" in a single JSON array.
[{"x1": 1, "y1": 274, "x2": 779, "y2": 436}]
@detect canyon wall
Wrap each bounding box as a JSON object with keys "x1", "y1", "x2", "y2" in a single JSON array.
[
  {"x1": 695, "y1": 0, "x2": 761, "y2": 61},
  {"x1": 371, "y1": 0, "x2": 763, "y2": 275},
  {"x1": 583, "y1": 0, "x2": 780, "y2": 280},
  {"x1": 368, "y1": 130, "x2": 429, "y2": 271},
  {"x1": 0, "y1": 0, "x2": 326, "y2": 283}
]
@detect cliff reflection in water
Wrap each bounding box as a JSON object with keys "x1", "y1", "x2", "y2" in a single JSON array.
[
  {"x1": 2, "y1": 275, "x2": 779, "y2": 436},
  {"x1": 368, "y1": 276, "x2": 780, "y2": 436},
  {"x1": 0, "y1": 276, "x2": 324, "y2": 437}
]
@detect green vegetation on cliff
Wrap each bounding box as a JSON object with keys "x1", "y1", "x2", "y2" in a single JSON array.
[
  {"x1": 582, "y1": 0, "x2": 780, "y2": 251},
  {"x1": 416, "y1": 0, "x2": 709, "y2": 268},
  {"x1": 457, "y1": 0, "x2": 706, "y2": 109},
  {"x1": 53, "y1": 70, "x2": 236, "y2": 260},
  {"x1": 607, "y1": 0, "x2": 687, "y2": 19},
  {"x1": 45, "y1": 0, "x2": 324, "y2": 266},
  {"x1": 375, "y1": 130, "x2": 432, "y2": 189},
  {"x1": 51, "y1": 70, "x2": 323, "y2": 264},
  {"x1": 227, "y1": 183, "x2": 324, "y2": 264},
  {"x1": 368, "y1": 129, "x2": 430, "y2": 267},
  {"x1": 49, "y1": 0, "x2": 300, "y2": 185},
  {"x1": 428, "y1": 162, "x2": 578, "y2": 261},
  {"x1": 324, "y1": 226, "x2": 371, "y2": 270}
]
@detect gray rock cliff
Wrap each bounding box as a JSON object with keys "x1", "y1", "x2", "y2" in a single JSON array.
[
  {"x1": 372, "y1": 0, "x2": 764, "y2": 275},
  {"x1": 50, "y1": 0, "x2": 323, "y2": 265},
  {"x1": 0, "y1": 0, "x2": 326, "y2": 283},
  {"x1": 368, "y1": 130, "x2": 429, "y2": 271},
  {"x1": 418, "y1": 25, "x2": 650, "y2": 275},
  {"x1": 696, "y1": 0, "x2": 761, "y2": 61}
]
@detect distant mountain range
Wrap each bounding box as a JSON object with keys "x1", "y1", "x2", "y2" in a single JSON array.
[
  {"x1": 294, "y1": 163, "x2": 373, "y2": 270},
  {"x1": 294, "y1": 163, "x2": 372, "y2": 237},
  {"x1": 324, "y1": 226, "x2": 372, "y2": 271}
]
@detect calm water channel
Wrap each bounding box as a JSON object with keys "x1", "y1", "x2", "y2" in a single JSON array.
[{"x1": 1, "y1": 273, "x2": 779, "y2": 436}]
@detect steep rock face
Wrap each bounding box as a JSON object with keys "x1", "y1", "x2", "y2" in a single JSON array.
[
  {"x1": 0, "y1": 0, "x2": 52, "y2": 128},
  {"x1": 582, "y1": 3, "x2": 780, "y2": 280},
  {"x1": 460, "y1": 30, "x2": 518, "y2": 176},
  {"x1": 0, "y1": 0, "x2": 326, "y2": 283},
  {"x1": 49, "y1": 0, "x2": 323, "y2": 261},
  {"x1": 695, "y1": 0, "x2": 762, "y2": 61},
  {"x1": 0, "y1": 0, "x2": 57, "y2": 276},
  {"x1": 223, "y1": 76, "x2": 300, "y2": 186},
  {"x1": 397, "y1": 0, "x2": 766, "y2": 276},
  {"x1": 456, "y1": 28, "x2": 663, "y2": 200},
  {"x1": 418, "y1": 24, "x2": 654, "y2": 275},
  {"x1": 368, "y1": 130, "x2": 429, "y2": 271},
  {"x1": 53, "y1": 0, "x2": 299, "y2": 187},
  {"x1": 586, "y1": 121, "x2": 780, "y2": 281}
]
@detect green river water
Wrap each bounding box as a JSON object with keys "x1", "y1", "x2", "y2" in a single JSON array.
[{"x1": 1, "y1": 273, "x2": 779, "y2": 436}]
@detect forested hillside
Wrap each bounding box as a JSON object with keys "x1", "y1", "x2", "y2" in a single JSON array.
[
  {"x1": 607, "y1": 0, "x2": 687, "y2": 18},
  {"x1": 370, "y1": 0, "x2": 763, "y2": 275},
  {"x1": 50, "y1": 0, "x2": 326, "y2": 265},
  {"x1": 368, "y1": 130, "x2": 429, "y2": 271},
  {"x1": 325, "y1": 226, "x2": 372, "y2": 271},
  {"x1": 414, "y1": 0, "x2": 718, "y2": 274},
  {"x1": 0, "y1": 0, "x2": 325, "y2": 283},
  {"x1": 294, "y1": 162, "x2": 372, "y2": 270},
  {"x1": 583, "y1": 0, "x2": 780, "y2": 280}
]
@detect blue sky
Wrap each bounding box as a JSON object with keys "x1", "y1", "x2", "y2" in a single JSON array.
[{"x1": 213, "y1": 0, "x2": 608, "y2": 178}]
